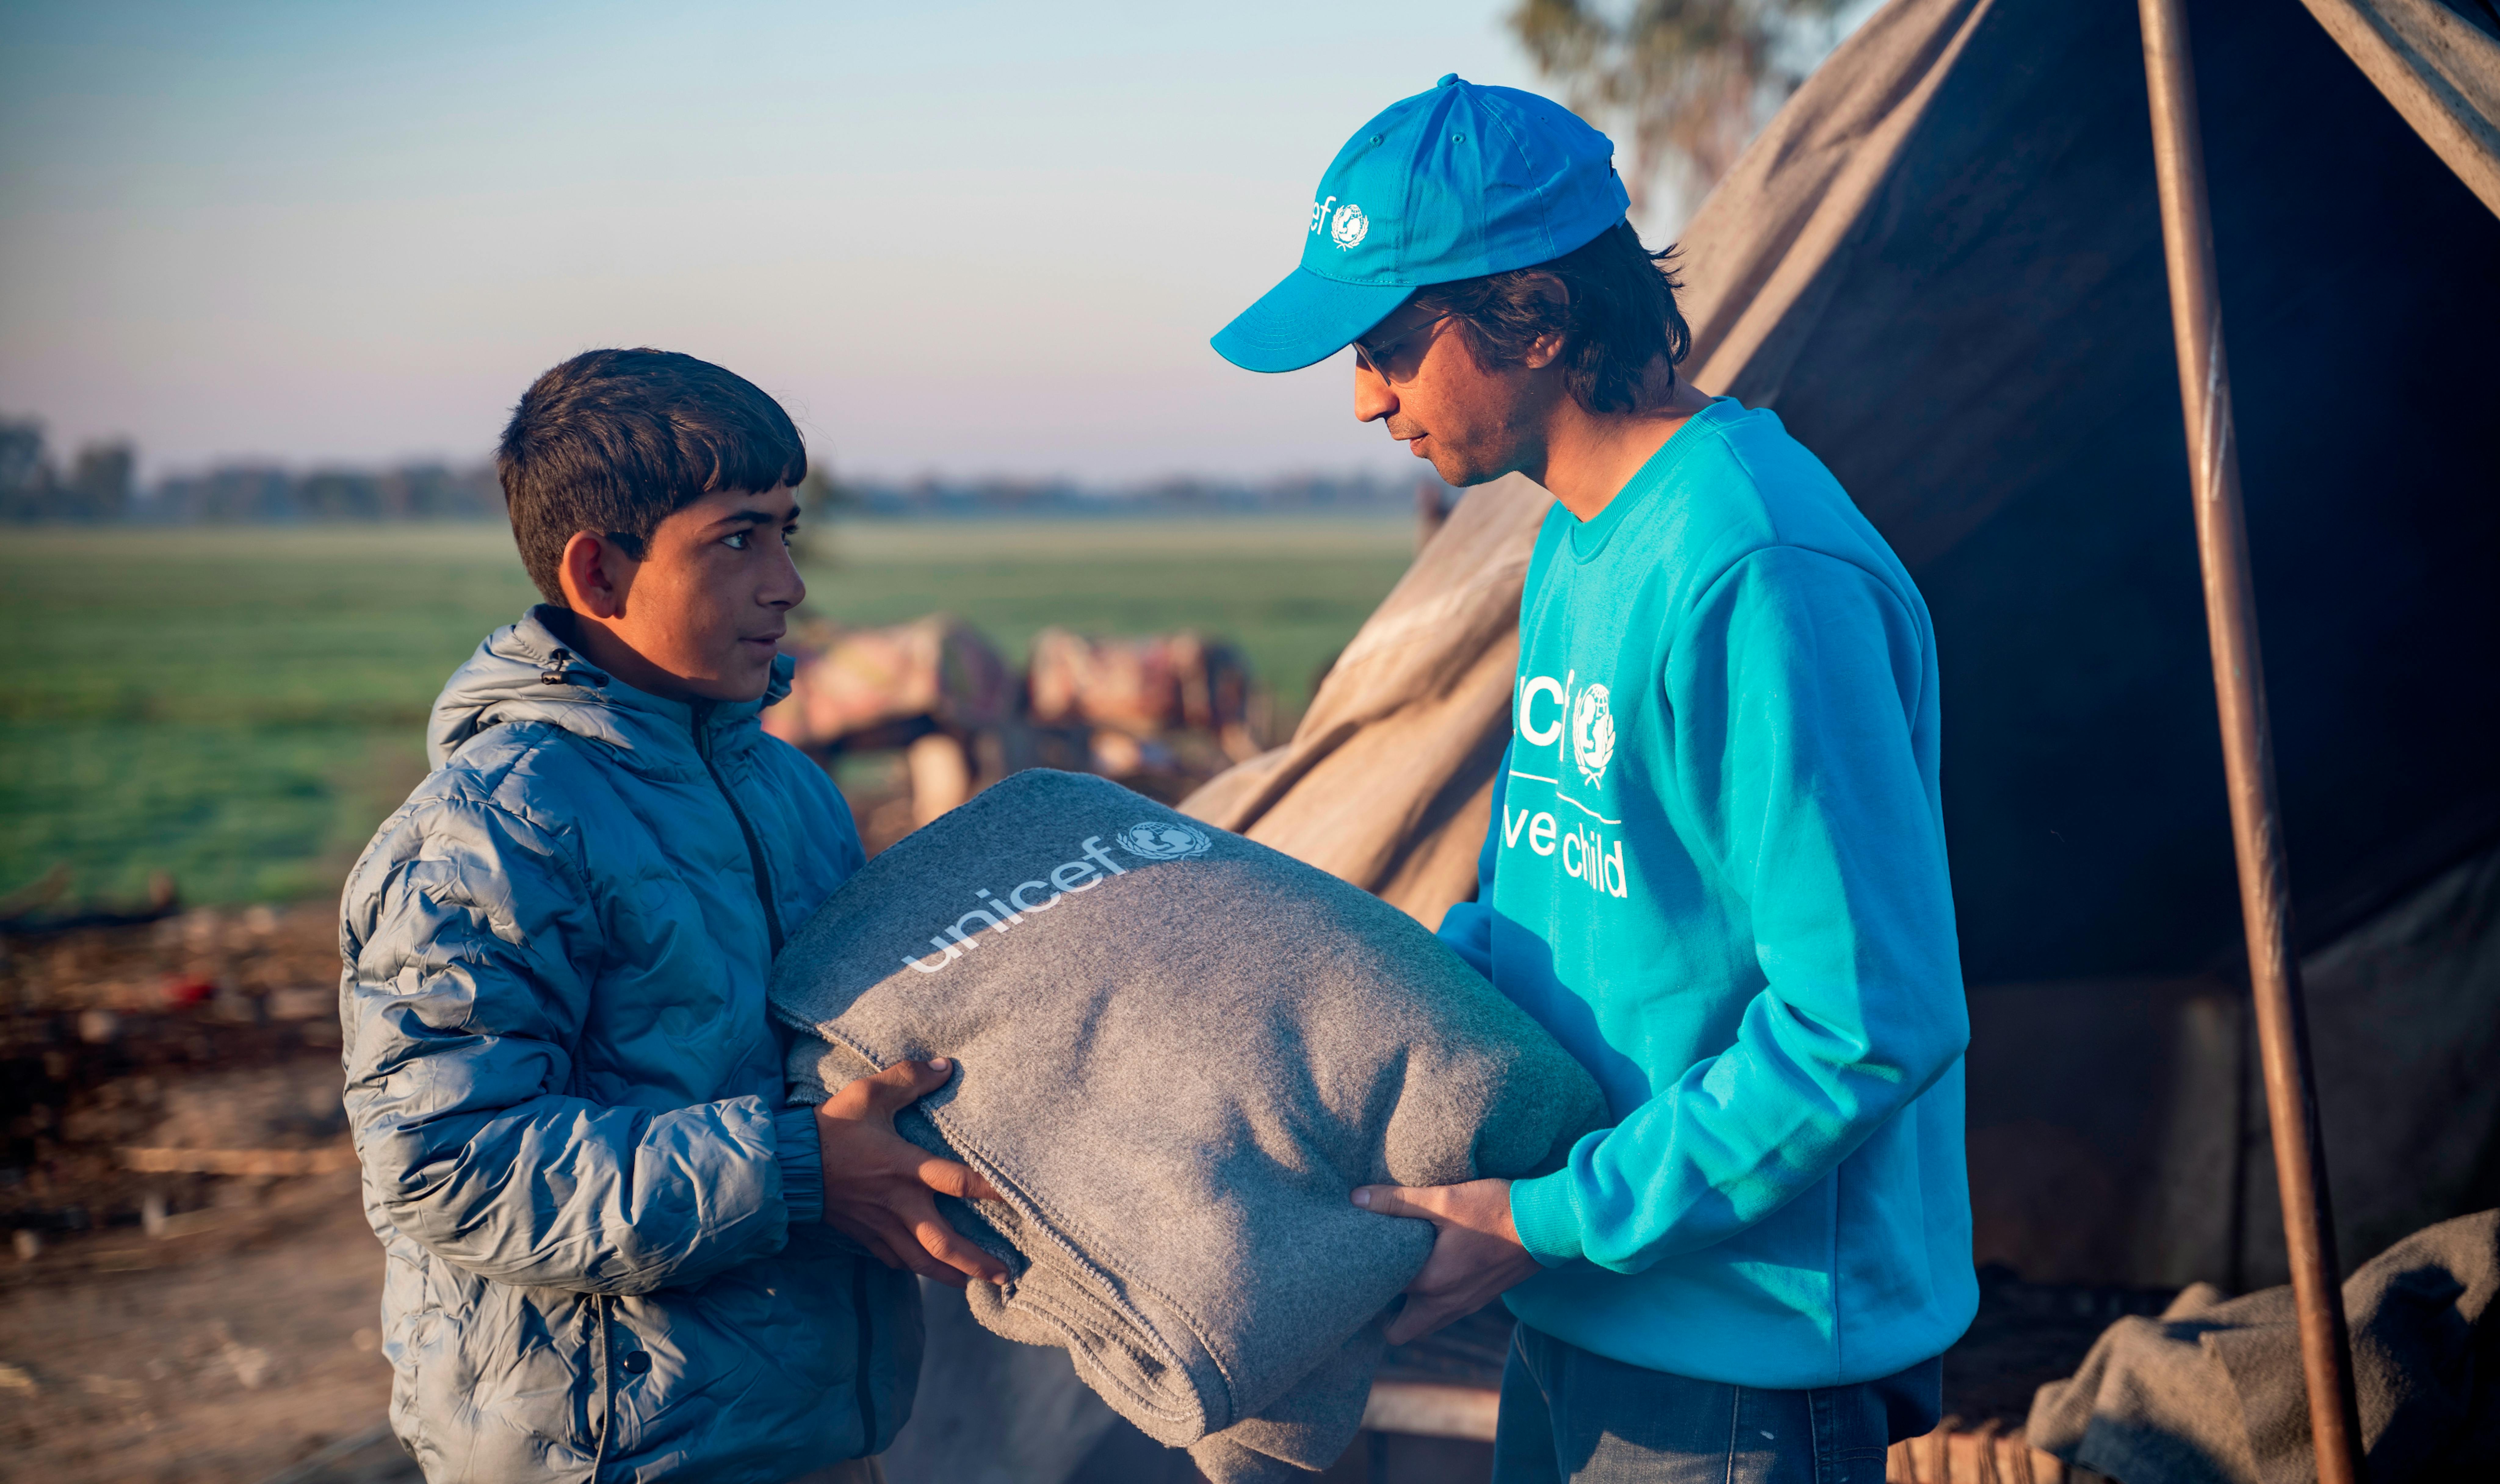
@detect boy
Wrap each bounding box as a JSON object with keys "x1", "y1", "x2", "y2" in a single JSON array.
[
  {"x1": 1213, "y1": 79, "x2": 1974, "y2": 1480},
  {"x1": 339, "y1": 348, "x2": 1003, "y2": 1484}
]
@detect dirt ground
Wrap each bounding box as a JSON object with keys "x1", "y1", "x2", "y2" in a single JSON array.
[
  {"x1": 0, "y1": 902, "x2": 397, "y2": 1484},
  {"x1": 0, "y1": 1170, "x2": 392, "y2": 1484}
]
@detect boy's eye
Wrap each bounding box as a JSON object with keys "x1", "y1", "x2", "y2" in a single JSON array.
[{"x1": 722, "y1": 531, "x2": 750, "y2": 550}]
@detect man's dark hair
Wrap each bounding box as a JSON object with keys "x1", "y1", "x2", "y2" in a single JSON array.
[
  {"x1": 497, "y1": 348, "x2": 808, "y2": 604},
  {"x1": 1410, "y1": 219, "x2": 1690, "y2": 415}
]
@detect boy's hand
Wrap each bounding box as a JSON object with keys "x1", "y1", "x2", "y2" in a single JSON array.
[
  {"x1": 1351, "y1": 1178, "x2": 1543, "y2": 1344},
  {"x1": 816, "y1": 1058, "x2": 1009, "y2": 1289}
]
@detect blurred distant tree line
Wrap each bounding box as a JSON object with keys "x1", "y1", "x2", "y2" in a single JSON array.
[
  {"x1": 152, "y1": 461, "x2": 503, "y2": 522},
  {"x1": 1, "y1": 416, "x2": 137, "y2": 524},
  {"x1": 1, "y1": 413, "x2": 501, "y2": 525},
  {"x1": 0, "y1": 412, "x2": 1434, "y2": 527}
]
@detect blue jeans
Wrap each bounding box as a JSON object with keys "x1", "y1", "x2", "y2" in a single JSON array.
[{"x1": 1491, "y1": 1324, "x2": 1942, "y2": 1484}]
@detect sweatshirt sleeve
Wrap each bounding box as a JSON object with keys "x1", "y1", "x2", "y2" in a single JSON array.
[
  {"x1": 1506, "y1": 546, "x2": 1968, "y2": 1271},
  {"x1": 1433, "y1": 748, "x2": 1509, "y2": 982},
  {"x1": 342, "y1": 795, "x2": 803, "y2": 1294}
]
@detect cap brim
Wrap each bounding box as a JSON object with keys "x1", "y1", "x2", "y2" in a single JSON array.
[{"x1": 1212, "y1": 268, "x2": 1415, "y2": 373}]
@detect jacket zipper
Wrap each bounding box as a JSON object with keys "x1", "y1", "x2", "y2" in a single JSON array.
[
  {"x1": 691, "y1": 701, "x2": 786, "y2": 958},
  {"x1": 695, "y1": 701, "x2": 872, "y2": 1449}
]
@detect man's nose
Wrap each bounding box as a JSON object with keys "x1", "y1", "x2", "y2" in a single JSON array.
[{"x1": 1353, "y1": 364, "x2": 1397, "y2": 424}]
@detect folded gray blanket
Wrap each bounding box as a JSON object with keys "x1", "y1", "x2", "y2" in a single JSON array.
[
  {"x1": 770, "y1": 769, "x2": 1603, "y2": 1482},
  {"x1": 2028, "y1": 1209, "x2": 2500, "y2": 1483}
]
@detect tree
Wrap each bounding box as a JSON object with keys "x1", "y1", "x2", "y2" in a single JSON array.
[
  {"x1": 0, "y1": 419, "x2": 137, "y2": 523},
  {"x1": 0, "y1": 417, "x2": 50, "y2": 523},
  {"x1": 1511, "y1": 0, "x2": 1848, "y2": 224},
  {"x1": 65, "y1": 441, "x2": 136, "y2": 523}
]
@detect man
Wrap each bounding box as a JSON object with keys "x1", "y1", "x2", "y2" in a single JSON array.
[
  {"x1": 339, "y1": 348, "x2": 1002, "y2": 1484},
  {"x1": 1212, "y1": 77, "x2": 1974, "y2": 1481}
]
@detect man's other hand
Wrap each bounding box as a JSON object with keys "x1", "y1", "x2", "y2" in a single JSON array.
[
  {"x1": 817, "y1": 1057, "x2": 1008, "y2": 1289},
  {"x1": 1351, "y1": 1178, "x2": 1543, "y2": 1344}
]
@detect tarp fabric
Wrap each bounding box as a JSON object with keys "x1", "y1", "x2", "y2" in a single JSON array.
[
  {"x1": 763, "y1": 615, "x2": 1015, "y2": 751},
  {"x1": 1025, "y1": 627, "x2": 1252, "y2": 740},
  {"x1": 1184, "y1": 478, "x2": 1554, "y2": 926},
  {"x1": 2026, "y1": 1209, "x2": 2500, "y2": 1483}
]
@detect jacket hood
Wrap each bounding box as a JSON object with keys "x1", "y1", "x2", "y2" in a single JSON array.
[{"x1": 427, "y1": 605, "x2": 796, "y2": 774}]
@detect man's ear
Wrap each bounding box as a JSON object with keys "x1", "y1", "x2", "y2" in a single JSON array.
[
  {"x1": 1517, "y1": 274, "x2": 1571, "y2": 371},
  {"x1": 557, "y1": 531, "x2": 637, "y2": 620}
]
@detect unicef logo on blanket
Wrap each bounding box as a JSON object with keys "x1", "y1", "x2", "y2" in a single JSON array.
[
  {"x1": 1329, "y1": 202, "x2": 1368, "y2": 250},
  {"x1": 1118, "y1": 820, "x2": 1212, "y2": 861},
  {"x1": 1571, "y1": 683, "x2": 1616, "y2": 786}
]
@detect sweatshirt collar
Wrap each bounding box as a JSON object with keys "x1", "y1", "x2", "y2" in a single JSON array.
[{"x1": 1566, "y1": 395, "x2": 1744, "y2": 564}]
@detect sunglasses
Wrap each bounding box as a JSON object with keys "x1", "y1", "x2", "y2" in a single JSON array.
[{"x1": 1351, "y1": 315, "x2": 1451, "y2": 382}]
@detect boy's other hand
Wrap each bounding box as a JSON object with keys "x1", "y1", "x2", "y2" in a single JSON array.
[
  {"x1": 1351, "y1": 1178, "x2": 1542, "y2": 1345},
  {"x1": 816, "y1": 1058, "x2": 1008, "y2": 1289}
]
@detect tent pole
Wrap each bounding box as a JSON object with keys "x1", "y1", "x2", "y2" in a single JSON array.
[{"x1": 2134, "y1": 4, "x2": 2366, "y2": 1482}]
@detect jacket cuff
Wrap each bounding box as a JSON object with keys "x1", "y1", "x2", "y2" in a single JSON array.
[
  {"x1": 774, "y1": 1104, "x2": 825, "y2": 1229},
  {"x1": 1508, "y1": 1171, "x2": 1583, "y2": 1268}
]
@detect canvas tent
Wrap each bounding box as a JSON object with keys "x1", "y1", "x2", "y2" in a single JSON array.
[{"x1": 1185, "y1": 0, "x2": 2500, "y2": 1293}]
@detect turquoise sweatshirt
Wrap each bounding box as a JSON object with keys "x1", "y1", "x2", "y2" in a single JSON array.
[{"x1": 1439, "y1": 398, "x2": 1975, "y2": 1388}]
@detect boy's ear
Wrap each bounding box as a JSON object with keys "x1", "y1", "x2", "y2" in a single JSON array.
[{"x1": 558, "y1": 531, "x2": 637, "y2": 619}]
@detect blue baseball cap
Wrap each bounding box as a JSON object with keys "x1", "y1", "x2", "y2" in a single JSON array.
[{"x1": 1212, "y1": 74, "x2": 1630, "y2": 374}]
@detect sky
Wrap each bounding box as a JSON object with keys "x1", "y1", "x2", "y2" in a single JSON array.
[{"x1": 0, "y1": 1, "x2": 1595, "y2": 485}]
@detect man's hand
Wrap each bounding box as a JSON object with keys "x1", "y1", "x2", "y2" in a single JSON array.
[
  {"x1": 817, "y1": 1057, "x2": 1008, "y2": 1289},
  {"x1": 1352, "y1": 1177, "x2": 1544, "y2": 1344}
]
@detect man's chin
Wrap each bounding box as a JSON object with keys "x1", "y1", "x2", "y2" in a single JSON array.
[{"x1": 1425, "y1": 449, "x2": 1489, "y2": 488}]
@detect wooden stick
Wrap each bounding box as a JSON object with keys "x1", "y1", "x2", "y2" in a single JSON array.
[{"x1": 2134, "y1": 4, "x2": 2366, "y2": 1482}]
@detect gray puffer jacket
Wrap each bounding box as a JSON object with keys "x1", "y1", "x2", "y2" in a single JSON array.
[{"x1": 339, "y1": 606, "x2": 918, "y2": 1484}]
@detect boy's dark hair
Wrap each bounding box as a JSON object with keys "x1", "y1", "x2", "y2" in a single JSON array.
[
  {"x1": 1410, "y1": 219, "x2": 1690, "y2": 415},
  {"x1": 497, "y1": 348, "x2": 808, "y2": 604}
]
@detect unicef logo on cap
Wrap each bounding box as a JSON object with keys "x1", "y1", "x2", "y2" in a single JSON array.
[
  {"x1": 1217, "y1": 80, "x2": 1629, "y2": 373},
  {"x1": 1330, "y1": 202, "x2": 1369, "y2": 250},
  {"x1": 1118, "y1": 820, "x2": 1212, "y2": 861}
]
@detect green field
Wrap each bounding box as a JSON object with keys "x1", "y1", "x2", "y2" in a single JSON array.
[{"x1": 0, "y1": 519, "x2": 1414, "y2": 906}]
